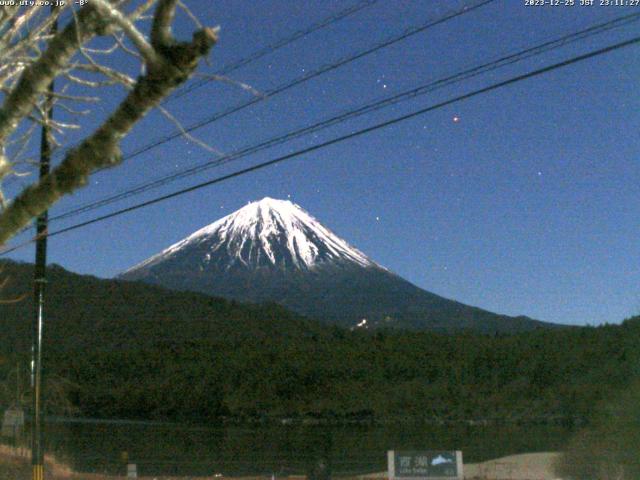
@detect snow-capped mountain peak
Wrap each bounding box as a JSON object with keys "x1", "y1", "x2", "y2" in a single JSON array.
[
  {"x1": 120, "y1": 198, "x2": 553, "y2": 334},
  {"x1": 124, "y1": 197, "x2": 376, "y2": 274}
]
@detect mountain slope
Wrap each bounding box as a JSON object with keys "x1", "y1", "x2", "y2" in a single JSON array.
[
  {"x1": 120, "y1": 197, "x2": 556, "y2": 333},
  {"x1": 1, "y1": 260, "x2": 631, "y2": 426},
  {"x1": 0, "y1": 260, "x2": 316, "y2": 357}
]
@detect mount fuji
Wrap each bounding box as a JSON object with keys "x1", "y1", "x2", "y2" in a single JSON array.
[{"x1": 120, "y1": 197, "x2": 554, "y2": 333}]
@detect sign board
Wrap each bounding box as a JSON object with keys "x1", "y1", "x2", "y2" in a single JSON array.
[
  {"x1": 1, "y1": 408, "x2": 25, "y2": 438},
  {"x1": 127, "y1": 463, "x2": 137, "y2": 478},
  {"x1": 388, "y1": 450, "x2": 463, "y2": 480}
]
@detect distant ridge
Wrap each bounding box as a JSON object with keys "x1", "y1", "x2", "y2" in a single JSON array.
[{"x1": 120, "y1": 197, "x2": 558, "y2": 333}]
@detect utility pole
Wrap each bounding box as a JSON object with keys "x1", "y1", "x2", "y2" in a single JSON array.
[
  {"x1": 16, "y1": 363, "x2": 20, "y2": 407},
  {"x1": 31, "y1": 8, "x2": 57, "y2": 480}
]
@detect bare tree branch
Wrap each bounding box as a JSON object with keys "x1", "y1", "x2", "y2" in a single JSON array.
[
  {"x1": 0, "y1": 7, "x2": 218, "y2": 244},
  {"x1": 0, "y1": 5, "x2": 108, "y2": 146},
  {"x1": 151, "y1": 0, "x2": 178, "y2": 49},
  {"x1": 157, "y1": 104, "x2": 223, "y2": 156},
  {"x1": 92, "y1": 0, "x2": 161, "y2": 67}
]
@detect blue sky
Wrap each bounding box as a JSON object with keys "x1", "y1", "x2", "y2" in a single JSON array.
[{"x1": 4, "y1": 0, "x2": 640, "y2": 326}]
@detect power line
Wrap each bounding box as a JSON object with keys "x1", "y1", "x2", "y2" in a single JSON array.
[
  {"x1": 41, "y1": 0, "x2": 379, "y2": 168},
  {"x1": 3, "y1": 0, "x2": 488, "y2": 215},
  {"x1": 2, "y1": 34, "x2": 636, "y2": 256},
  {"x1": 49, "y1": 12, "x2": 640, "y2": 223},
  {"x1": 0, "y1": 0, "x2": 378, "y2": 195},
  {"x1": 166, "y1": 0, "x2": 380, "y2": 103},
  {"x1": 0, "y1": 0, "x2": 487, "y2": 229},
  {"x1": 83, "y1": 0, "x2": 495, "y2": 171},
  {"x1": 0, "y1": 0, "x2": 493, "y2": 239}
]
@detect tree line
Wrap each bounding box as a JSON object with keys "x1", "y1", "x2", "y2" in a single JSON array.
[{"x1": 0, "y1": 260, "x2": 638, "y2": 425}]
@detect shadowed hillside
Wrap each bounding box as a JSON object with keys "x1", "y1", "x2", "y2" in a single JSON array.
[{"x1": 1, "y1": 260, "x2": 637, "y2": 424}]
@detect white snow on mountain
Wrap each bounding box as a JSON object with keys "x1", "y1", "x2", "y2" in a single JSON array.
[
  {"x1": 431, "y1": 455, "x2": 454, "y2": 466},
  {"x1": 123, "y1": 197, "x2": 379, "y2": 274}
]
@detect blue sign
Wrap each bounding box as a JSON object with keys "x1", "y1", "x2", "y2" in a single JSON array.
[{"x1": 388, "y1": 450, "x2": 462, "y2": 479}]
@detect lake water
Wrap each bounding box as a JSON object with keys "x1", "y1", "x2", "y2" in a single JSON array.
[{"x1": 37, "y1": 420, "x2": 573, "y2": 477}]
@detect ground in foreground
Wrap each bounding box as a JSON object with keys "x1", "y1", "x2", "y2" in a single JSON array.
[{"x1": 1, "y1": 445, "x2": 561, "y2": 480}]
